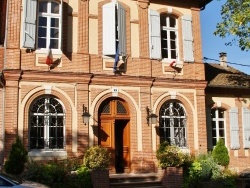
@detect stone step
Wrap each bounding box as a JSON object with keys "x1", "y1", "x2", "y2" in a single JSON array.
[{"x1": 109, "y1": 173, "x2": 163, "y2": 188}]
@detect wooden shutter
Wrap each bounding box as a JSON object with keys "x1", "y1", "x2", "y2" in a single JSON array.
[
  {"x1": 148, "y1": 9, "x2": 161, "y2": 59},
  {"x1": 206, "y1": 108, "x2": 213, "y2": 150},
  {"x1": 102, "y1": 2, "x2": 116, "y2": 55},
  {"x1": 242, "y1": 107, "x2": 250, "y2": 148},
  {"x1": 182, "y1": 15, "x2": 194, "y2": 62},
  {"x1": 117, "y1": 3, "x2": 126, "y2": 56},
  {"x1": 22, "y1": 0, "x2": 37, "y2": 49},
  {"x1": 229, "y1": 108, "x2": 240, "y2": 149}
]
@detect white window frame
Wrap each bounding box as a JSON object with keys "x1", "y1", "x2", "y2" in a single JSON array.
[
  {"x1": 29, "y1": 96, "x2": 66, "y2": 150},
  {"x1": 36, "y1": 0, "x2": 62, "y2": 55},
  {"x1": 159, "y1": 101, "x2": 187, "y2": 148},
  {"x1": 148, "y1": 10, "x2": 194, "y2": 63},
  {"x1": 211, "y1": 108, "x2": 227, "y2": 147},
  {"x1": 161, "y1": 15, "x2": 179, "y2": 63},
  {"x1": 22, "y1": 0, "x2": 62, "y2": 54}
]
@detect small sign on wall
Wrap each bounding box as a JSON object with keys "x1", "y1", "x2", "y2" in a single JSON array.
[{"x1": 112, "y1": 87, "x2": 119, "y2": 97}]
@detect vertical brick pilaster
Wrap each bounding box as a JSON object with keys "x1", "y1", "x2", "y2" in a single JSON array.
[
  {"x1": 77, "y1": 82, "x2": 90, "y2": 155},
  {"x1": 191, "y1": 8, "x2": 203, "y2": 64},
  {"x1": 196, "y1": 88, "x2": 207, "y2": 153},
  {"x1": 138, "y1": 2, "x2": 149, "y2": 59},
  {"x1": 2, "y1": 70, "x2": 21, "y2": 159},
  {"x1": 6, "y1": 0, "x2": 21, "y2": 49},
  {"x1": 5, "y1": 0, "x2": 21, "y2": 69},
  {"x1": 78, "y1": 0, "x2": 89, "y2": 54},
  {"x1": 141, "y1": 85, "x2": 152, "y2": 154}
]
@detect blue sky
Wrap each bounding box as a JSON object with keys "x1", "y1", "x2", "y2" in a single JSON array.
[{"x1": 200, "y1": 0, "x2": 250, "y2": 74}]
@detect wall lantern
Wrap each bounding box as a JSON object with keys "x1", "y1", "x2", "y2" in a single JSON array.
[
  {"x1": 82, "y1": 104, "x2": 91, "y2": 125},
  {"x1": 146, "y1": 106, "x2": 158, "y2": 125}
]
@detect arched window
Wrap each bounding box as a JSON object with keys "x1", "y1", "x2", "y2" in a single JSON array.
[
  {"x1": 159, "y1": 101, "x2": 187, "y2": 147},
  {"x1": 29, "y1": 96, "x2": 65, "y2": 150}
]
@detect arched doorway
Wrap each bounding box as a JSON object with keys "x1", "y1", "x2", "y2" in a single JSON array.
[{"x1": 98, "y1": 97, "x2": 130, "y2": 173}]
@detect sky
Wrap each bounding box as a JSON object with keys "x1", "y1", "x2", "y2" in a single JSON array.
[{"x1": 200, "y1": 0, "x2": 250, "y2": 74}]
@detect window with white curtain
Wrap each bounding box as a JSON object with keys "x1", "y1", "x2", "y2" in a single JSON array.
[{"x1": 29, "y1": 96, "x2": 65, "y2": 150}]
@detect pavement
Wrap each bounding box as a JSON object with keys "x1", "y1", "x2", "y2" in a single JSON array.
[{"x1": 21, "y1": 180, "x2": 49, "y2": 188}]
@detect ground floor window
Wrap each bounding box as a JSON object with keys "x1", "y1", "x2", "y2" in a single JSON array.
[
  {"x1": 211, "y1": 108, "x2": 225, "y2": 146},
  {"x1": 29, "y1": 96, "x2": 65, "y2": 149},
  {"x1": 159, "y1": 101, "x2": 187, "y2": 147}
]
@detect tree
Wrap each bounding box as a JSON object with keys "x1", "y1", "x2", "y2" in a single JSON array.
[
  {"x1": 212, "y1": 138, "x2": 229, "y2": 167},
  {"x1": 4, "y1": 136, "x2": 28, "y2": 175},
  {"x1": 214, "y1": 0, "x2": 250, "y2": 51}
]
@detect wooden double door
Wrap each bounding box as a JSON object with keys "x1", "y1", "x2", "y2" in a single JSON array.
[{"x1": 98, "y1": 98, "x2": 130, "y2": 173}]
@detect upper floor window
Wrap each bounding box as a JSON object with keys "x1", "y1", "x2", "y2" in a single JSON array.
[
  {"x1": 211, "y1": 108, "x2": 225, "y2": 146},
  {"x1": 0, "y1": 0, "x2": 7, "y2": 45},
  {"x1": 102, "y1": 1, "x2": 126, "y2": 57},
  {"x1": 159, "y1": 101, "x2": 187, "y2": 147},
  {"x1": 29, "y1": 96, "x2": 65, "y2": 150},
  {"x1": 148, "y1": 9, "x2": 194, "y2": 63},
  {"x1": 22, "y1": 0, "x2": 62, "y2": 53},
  {"x1": 160, "y1": 14, "x2": 178, "y2": 60}
]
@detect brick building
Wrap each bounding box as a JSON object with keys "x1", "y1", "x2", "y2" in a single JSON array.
[{"x1": 0, "y1": 0, "x2": 249, "y2": 174}]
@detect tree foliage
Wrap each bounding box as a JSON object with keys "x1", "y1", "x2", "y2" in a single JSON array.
[
  {"x1": 212, "y1": 138, "x2": 229, "y2": 167},
  {"x1": 4, "y1": 136, "x2": 28, "y2": 175},
  {"x1": 214, "y1": 0, "x2": 250, "y2": 51}
]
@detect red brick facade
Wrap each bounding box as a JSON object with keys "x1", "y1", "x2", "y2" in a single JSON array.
[{"x1": 0, "y1": 0, "x2": 248, "y2": 175}]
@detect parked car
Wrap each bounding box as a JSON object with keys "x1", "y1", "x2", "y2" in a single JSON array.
[{"x1": 0, "y1": 173, "x2": 48, "y2": 187}]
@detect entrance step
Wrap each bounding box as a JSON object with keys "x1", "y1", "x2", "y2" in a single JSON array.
[{"x1": 109, "y1": 173, "x2": 163, "y2": 188}]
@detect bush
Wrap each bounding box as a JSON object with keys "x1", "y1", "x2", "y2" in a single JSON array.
[
  {"x1": 156, "y1": 141, "x2": 189, "y2": 168},
  {"x1": 212, "y1": 138, "x2": 229, "y2": 167},
  {"x1": 24, "y1": 160, "x2": 66, "y2": 187},
  {"x1": 75, "y1": 166, "x2": 92, "y2": 188},
  {"x1": 83, "y1": 145, "x2": 110, "y2": 170},
  {"x1": 4, "y1": 136, "x2": 28, "y2": 175},
  {"x1": 183, "y1": 153, "x2": 236, "y2": 188},
  {"x1": 23, "y1": 158, "x2": 91, "y2": 188}
]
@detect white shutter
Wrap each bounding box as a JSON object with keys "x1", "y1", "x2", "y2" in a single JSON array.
[
  {"x1": 182, "y1": 15, "x2": 194, "y2": 62},
  {"x1": 242, "y1": 107, "x2": 250, "y2": 148},
  {"x1": 206, "y1": 108, "x2": 213, "y2": 150},
  {"x1": 117, "y1": 3, "x2": 126, "y2": 56},
  {"x1": 148, "y1": 9, "x2": 161, "y2": 59},
  {"x1": 229, "y1": 108, "x2": 240, "y2": 149},
  {"x1": 102, "y1": 2, "x2": 116, "y2": 55},
  {"x1": 60, "y1": 0, "x2": 63, "y2": 50},
  {"x1": 22, "y1": 0, "x2": 37, "y2": 49}
]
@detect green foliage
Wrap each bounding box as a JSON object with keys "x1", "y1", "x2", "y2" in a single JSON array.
[
  {"x1": 4, "y1": 136, "x2": 28, "y2": 175},
  {"x1": 212, "y1": 138, "x2": 229, "y2": 167},
  {"x1": 83, "y1": 145, "x2": 111, "y2": 170},
  {"x1": 23, "y1": 159, "x2": 92, "y2": 188},
  {"x1": 156, "y1": 141, "x2": 190, "y2": 168},
  {"x1": 24, "y1": 161, "x2": 66, "y2": 187},
  {"x1": 74, "y1": 166, "x2": 92, "y2": 188},
  {"x1": 214, "y1": 0, "x2": 250, "y2": 51},
  {"x1": 183, "y1": 153, "x2": 237, "y2": 188}
]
